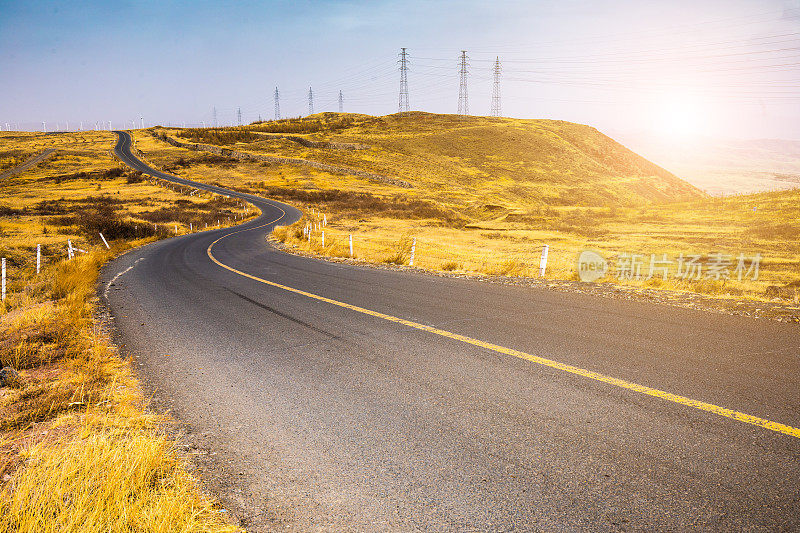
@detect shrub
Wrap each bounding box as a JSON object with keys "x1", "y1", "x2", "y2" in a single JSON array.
[
  {"x1": 125, "y1": 171, "x2": 144, "y2": 184},
  {"x1": 272, "y1": 226, "x2": 288, "y2": 242},
  {"x1": 496, "y1": 257, "x2": 525, "y2": 276},
  {"x1": 384, "y1": 233, "x2": 414, "y2": 265}
]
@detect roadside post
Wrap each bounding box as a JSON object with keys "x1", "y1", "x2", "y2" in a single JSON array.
[
  {"x1": 539, "y1": 244, "x2": 549, "y2": 277},
  {"x1": 99, "y1": 233, "x2": 110, "y2": 249},
  {"x1": 410, "y1": 237, "x2": 416, "y2": 266},
  {"x1": 322, "y1": 231, "x2": 325, "y2": 248},
  {"x1": 36, "y1": 244, "x2": 41, "y2": 274},
  {"x1": 1, "y1": 257, "x2": 5, "y2": 301},
  {"x1": 349, "y1": 234, "x2": 353, "y2": 258}
]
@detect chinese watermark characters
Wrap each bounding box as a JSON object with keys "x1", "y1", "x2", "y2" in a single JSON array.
[{"x1": 577, "y1": 251, "x2": 761, "y2": 282}]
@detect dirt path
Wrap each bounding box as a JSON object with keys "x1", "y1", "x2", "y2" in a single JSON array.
[{"x1": 0, "y1": 148, "x2": 57, "y2": 181}]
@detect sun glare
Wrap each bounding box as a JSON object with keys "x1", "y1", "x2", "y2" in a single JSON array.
[{"x1": 652, "y1": 93, "x2": 705, "y2": 141}]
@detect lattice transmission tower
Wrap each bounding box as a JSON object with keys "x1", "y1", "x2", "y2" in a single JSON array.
[
  {"x1": 274, "y1": 87, "x2": 281, "y2": 120},
  {"x1": 457, "y1": 50, "x2": 469, "y2": 116},
  {"x1": 339, "y1": 90, "x2": 344, "y2": 113},
  {"x1": 236, "y1": 107, "x2": 242, "y2": 126},
  {"x1": 212, "y1": 106, "x2": 218, "y2": 127},
  {"x1": 491, "y1": 56, "x2": 502, "y2": 117},
  {"x1": 308, "y1": 87, "x2": 314, "y2": 115},
  {"x1": 398, "y1": 47, "x2": 410, "y2": 114}
]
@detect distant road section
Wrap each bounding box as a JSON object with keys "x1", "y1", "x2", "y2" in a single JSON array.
[
  {"x1": 0, "y1": 148, "x2": 56, "y2": 181},
  {"x1": 105, "y1": 131, "x2": 800, "y2": 531}
]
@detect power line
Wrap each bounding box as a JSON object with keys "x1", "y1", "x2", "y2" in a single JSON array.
[
  {"x1": 398, "y1": 47, "x2": 410, "y2": 114},
  {"x1": 491, "y1": 56, "x2": 501, "y2": 117},
  {"x1": 458, "y1": 50, "x2": 469, "y2": 115}
]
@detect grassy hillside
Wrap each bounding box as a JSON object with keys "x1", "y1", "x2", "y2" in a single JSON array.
[
  {"x1": 135, "y1": 114, "x2": 797, "y2": 303},
  {"x1": 173, "y1": 112, "x2": 704, "y2": 210},
  {"x1": 0, "y1": 131, "x2": 247, "y2": 531}
]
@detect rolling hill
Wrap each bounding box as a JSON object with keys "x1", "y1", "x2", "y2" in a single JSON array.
[{"x1": 170, "y1": 112, "x2": 705, "y2": 211}]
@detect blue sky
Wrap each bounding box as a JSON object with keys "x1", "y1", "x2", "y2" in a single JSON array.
[{"x1": 1, "y1": 0, "x2": 798, "y2": 139}]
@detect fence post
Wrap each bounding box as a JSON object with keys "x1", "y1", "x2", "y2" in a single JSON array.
[
  {"x1": 1, "y1": 257, "x2": 5, "y2": 301},
  {"x1": 539, "y1": 244, "x2": 549, "y2": 277},
  {"x1": 99, "y1": 233, "x2": 110, "y2": 249},
  {"x1": 410, "y1": 237, "x2": 416, "y2": 266},
  {"x1": 323, "y1": 214, "x2": 327, "y2": 226},
  {"x1": 349, "y1": 234, "x2": 353, "y2": 258},
  {"x1": 67, "y1": 239, "x2": 74, "y2": 260},
  {"x1": 36, "y1": 244, "x2": 41, "y2": 274}
]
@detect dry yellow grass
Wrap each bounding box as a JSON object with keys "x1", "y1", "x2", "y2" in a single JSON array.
[
  {"x1": 138, "y1": 115, "x2": 799, "y2": 302},
  {"x1": 0, "y1": 130, "x2": 256, "y2": 314},
  {"x1": 0, "y1": 250, "x2": 240, "y2": 532},
  {"x1": 0, "y1": 131, "x2": 244, "y2": 531}
]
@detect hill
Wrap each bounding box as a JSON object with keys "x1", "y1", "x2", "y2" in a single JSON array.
[
  {"x1": 134, "y1": 113, "x2": 797, "y2": 302},
  {"x1": 174, "y1": 112, "x2": 705, "y2": 210}
]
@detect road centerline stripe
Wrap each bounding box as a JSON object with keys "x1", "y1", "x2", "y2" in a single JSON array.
[
  {"x1": 206, "y1": 222, "x2": 800, "y2": 440},
  {"x1": 113, "y1": 130, "x2": 800, "y2": 441}
]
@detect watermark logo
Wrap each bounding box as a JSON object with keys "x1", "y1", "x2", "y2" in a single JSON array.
[
  {"x1": 577, "y1": 250, "x2": 608, "y2": 282},
  {"x1": 576, "y1": 250, "x2": 761, "y2": 282}
]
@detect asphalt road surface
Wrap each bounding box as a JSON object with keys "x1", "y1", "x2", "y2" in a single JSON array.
[{"x1": 105, "y1": 131, "x2": 800, "y2": 531}]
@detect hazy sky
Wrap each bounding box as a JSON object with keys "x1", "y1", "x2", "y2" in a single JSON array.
[{"x1": 1, "y1": 0, "x2": 799, "y2": 140}]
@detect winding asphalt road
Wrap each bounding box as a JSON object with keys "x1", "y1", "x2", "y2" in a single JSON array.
[{"x1": 105, "y1": 131, "x2": 800, "y2": 531}]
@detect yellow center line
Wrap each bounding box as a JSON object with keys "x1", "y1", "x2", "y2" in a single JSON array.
[{"x1": 207, "y1": 206, "x2": 800, "y2": 440}]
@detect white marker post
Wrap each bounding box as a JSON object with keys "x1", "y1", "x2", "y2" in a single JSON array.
[
  {"x1": 174, "y1": 224, "x2": 178, "y2": 234},
  {"x1": 409, "y1": 237, "x2": 416, "y2": 266},
  {"x1": 36, "y1": 244, "x2": 41, "y2": 274},
  {"x1": 99, "y1": 233, "x2": 110, "y2": 249},
  {"x1": 323, "y1": 214, "x2": 327, "y2": 226},
  {"x1": 67, "y1": 239, "x2": 74, "y2": 260},
  {"x1": 1, "y1": 257, "x2": 5, "y2": 301},
  {"x1": 322, "y1": 231, "x2": 325, "y2": 248},
  {"x1": 349, "y1": 234, "x2": 353, "y2": 258},
  {"x1": 190, "y1": 223, "x2": 193, "y2": 232},
  {"x1": 539, "y1": 244, "x2": 549, "y2": 277}
]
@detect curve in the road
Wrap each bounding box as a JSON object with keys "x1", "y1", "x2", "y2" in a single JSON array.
[
  {"x1": 107, "y1": 130, "x2": 800, "y2": 529},
  {"x1": 118, "y1": 130, "x2": 800, "y2": 441}
]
